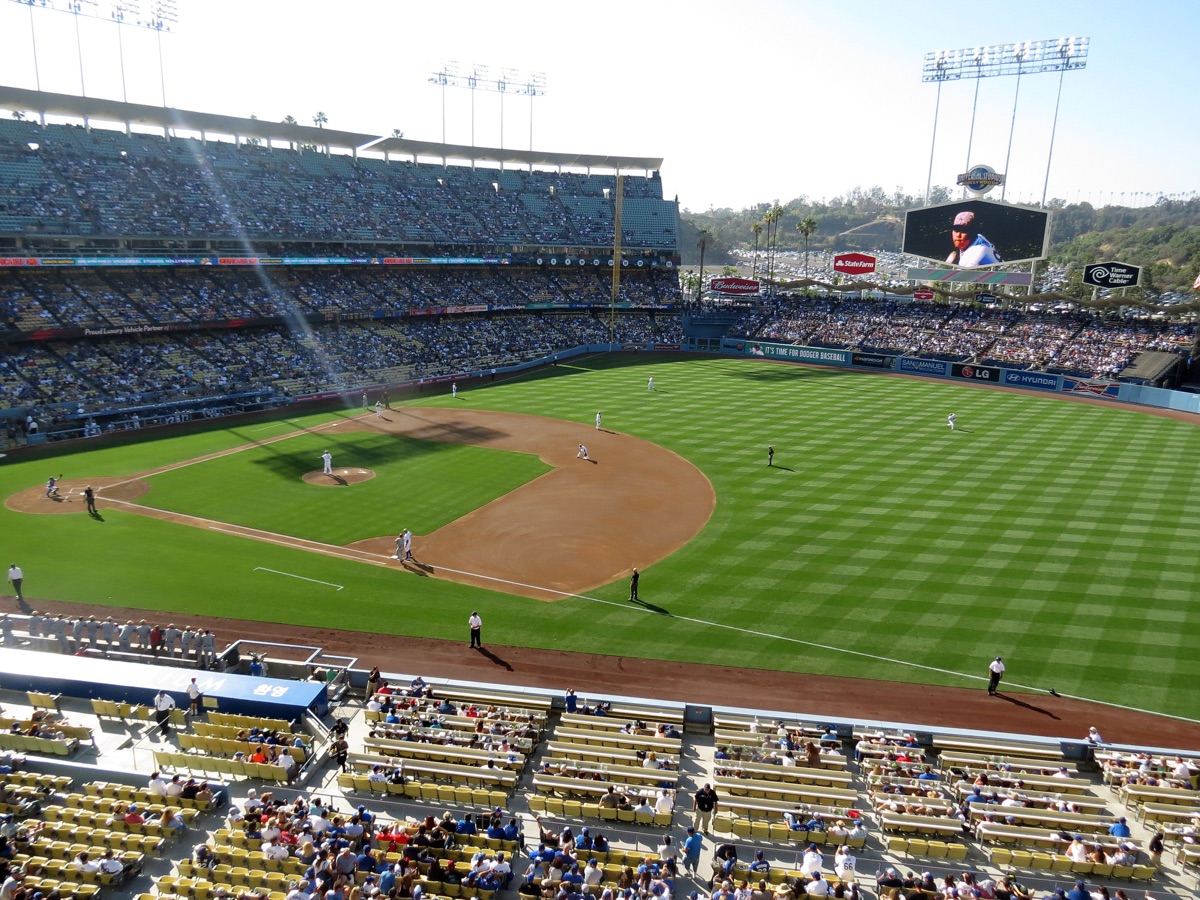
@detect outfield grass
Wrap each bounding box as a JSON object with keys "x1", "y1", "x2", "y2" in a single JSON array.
[{"x1": 3, "y1": 355, "x2": 1198, "y2": 719}]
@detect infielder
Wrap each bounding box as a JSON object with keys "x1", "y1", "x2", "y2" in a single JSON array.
[
  {"x1": 375, "y1": 401, "x2": 383, "y2": 417},
  {"x1": 402, "y1": 529, "x2": 413, "y2": 561},
  {"x1": 320, "y1": 451, "x2": 333, "y2": 475},
  {"x1": 577, "y1": 444, "x2": 589, "y2": 460}
]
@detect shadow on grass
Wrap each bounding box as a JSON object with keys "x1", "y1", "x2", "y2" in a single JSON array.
[{"x1": 631, "y1": 597, "x2": 672, "y2": 616}]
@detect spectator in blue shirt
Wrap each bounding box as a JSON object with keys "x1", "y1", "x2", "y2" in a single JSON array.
[
  {"x1": 456, "y1": 814, "x2": 477, "y2": 836},
  {"x1": 1108, "y1": 817, "x2": 1131, "y2": 838}
]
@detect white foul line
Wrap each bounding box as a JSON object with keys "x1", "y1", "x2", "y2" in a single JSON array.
[{"x1": 253, "y1": 567, "x2": 343, "y2": 591}]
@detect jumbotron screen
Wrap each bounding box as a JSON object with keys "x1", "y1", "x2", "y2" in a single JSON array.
[{"x1": 903, "y1": 199, "x2": 1050, "y2": 268}]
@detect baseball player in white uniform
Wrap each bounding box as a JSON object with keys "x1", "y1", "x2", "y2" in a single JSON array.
[
  {"x1": 320, "y1": 451, "x2": 333, "y2": 475},
  {"x1": 577, "y1": 444, "x2": 589, "y2": 460},
  {"x1": 947, "y1": 413, "x2": 956, "y2": 431}
]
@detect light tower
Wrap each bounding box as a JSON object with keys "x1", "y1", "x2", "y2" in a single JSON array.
[{"x1": 921, "y1": 37, "x2": 1089, "y2": 206}]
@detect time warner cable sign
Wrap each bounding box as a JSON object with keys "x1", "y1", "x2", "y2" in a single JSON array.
[{"x1": 1083, "y1": 261, "x2": 1141, "y2": 288}]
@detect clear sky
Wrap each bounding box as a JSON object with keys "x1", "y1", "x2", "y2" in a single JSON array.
[{"x1": 0, "y1": 0, "x2": 1195, "y2": 214}]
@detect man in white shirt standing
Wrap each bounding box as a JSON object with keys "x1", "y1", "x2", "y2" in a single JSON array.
[
  {"x1": 6, "y1": 565, "x2": 22, "y2": 602},
  {"x1": 987, "y1": 656, "x2": 1005, "y2": 696},
  {"x1": 469, "y1": 612, "x2": 482, "y2": 649},
  {"x1": 153, "y1": 690, "x2": 176, "y2": 737}
]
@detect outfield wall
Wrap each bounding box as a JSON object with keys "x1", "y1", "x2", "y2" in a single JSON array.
[{"x1": 719, "y1": 339, "x2": 1200, "y2": 416}]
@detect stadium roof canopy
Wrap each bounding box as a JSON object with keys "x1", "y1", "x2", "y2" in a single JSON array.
[{"x1": 0, "y1": 86, "x2": 663, "y2": 174}]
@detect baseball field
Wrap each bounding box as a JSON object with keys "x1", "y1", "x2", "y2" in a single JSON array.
[{"x1": 4, "y1": 354, "x2": 1198, "y2": 722}]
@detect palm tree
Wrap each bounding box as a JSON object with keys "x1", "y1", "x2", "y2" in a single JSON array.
[
  {"x1": 795, "y1": 216, "x2": 818, "y2": 281},
  {"x1": 312, "y1": 111, "x2": 328, "y2": 129},
  {"x1": 281, "y1": 115, "x2": 298, "y2": 150},
  {"x1": 750, "y1": 222, "x2": 763, "y2": 281},
  {"x1": 696, "y1": 229, "x2": 711, "y2": 304},
  {"x1": 763, "y1": 204, "x2": 783, "y2": 295}
]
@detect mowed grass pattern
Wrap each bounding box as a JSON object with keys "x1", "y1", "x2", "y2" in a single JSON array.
[
  {"x1": 2, "y1": 355, "x2": 1198, "y2": 718},
  {"x1": 455, "y1": 356, "x2": 1200, "y2": 718}
]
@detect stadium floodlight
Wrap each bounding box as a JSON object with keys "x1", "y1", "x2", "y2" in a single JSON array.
[
  {"x1": 921, "y1": 36, "x2": 1089, "y2": 205},
  {"x1": 9, "y1": 0, "x2": 178, "y2": 106},
  {"x1": 429, "y1": 61, "x2": 547, "y2": 151},
  {"x1": 921, "y1": 37, "x2": 1089, "y2": 81}
]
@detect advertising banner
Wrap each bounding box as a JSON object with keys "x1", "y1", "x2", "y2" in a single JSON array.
[
  {"x1": 950, "y1": 363, "x2": 1000, "y2": 383},
  {"x1": 852, "y1": 352, "x2": 895, "y2": 369},
  {"x1": 1001, "y1": 370, "x2": 1061, "y2": 392},
  {"x1": 1083, "y1": 262, "x2": 1141, "y2": 288},
  {"x1": 710, "y1": 277, "x2": 760, "y2": 294},
  {"x1": 897, "y1": 357, "x2": 949, "y2": 376},
  {"x1": 1061, "y1": 377, "x2": 1120, "y2": 399},
  {"x1": 746, "y1": 343, "x2": 850, "y2": 365},
  {"x1": 833, "y1": 253, "x2": 877, "y2": 275},
  {"x1": 906, "y1": 268, "x2": 1033, "y2": 286}
]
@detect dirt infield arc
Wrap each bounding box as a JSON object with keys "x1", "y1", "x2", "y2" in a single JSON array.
[{"x1": 5, "y1": 408, "x2": 716, "y2": 602}]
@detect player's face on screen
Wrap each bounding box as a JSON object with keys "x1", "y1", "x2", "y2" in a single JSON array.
[{"x1": 951, "y1": 229, "x2": 971, "y2": 251}]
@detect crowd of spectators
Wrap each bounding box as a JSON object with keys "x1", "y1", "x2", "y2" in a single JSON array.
[
  {"x1": 748, "y1": 296, "x2": 1193, "y2": 377},
  {"x1": 0, "y1": 308, "x2": 681, "y2": 436},
  {"x1": 0, "y1": 118, "x2": 676, "y2": 249},
  {"x1": 0, "y1": 266, "x2": 680, "y2": 334}
]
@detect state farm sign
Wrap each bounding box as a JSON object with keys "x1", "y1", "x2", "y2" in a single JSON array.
[
  {"x1": 833, "y1": 252, "x2": 876, "y2": 275},
  {"x1": 710, "y1": 277, "x2": 760, "y2": 295}
]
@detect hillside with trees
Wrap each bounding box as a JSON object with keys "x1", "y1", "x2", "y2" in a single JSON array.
[{"x1": 679, "y1": 188, "x2": 1200, "y2": 296}]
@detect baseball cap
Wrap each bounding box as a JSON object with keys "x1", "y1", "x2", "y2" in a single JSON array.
[{"x1": 954, "y1": 211, "x2": 977, "y2": 228}]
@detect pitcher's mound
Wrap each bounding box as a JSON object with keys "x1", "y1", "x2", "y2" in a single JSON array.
[{"x1": 303, "y1": 468, "x2": 376, "y2": 486}]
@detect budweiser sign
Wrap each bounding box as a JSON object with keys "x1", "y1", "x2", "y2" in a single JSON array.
[
  {"x1": 710, "y1": 277, "x2": 760, "y2": 295},
  {"x1": 913, "y1": 288, "x2": 935, "y2": 301},
  {"x1": 833, "y1": 253, "x2": 877, "y2": 275}
]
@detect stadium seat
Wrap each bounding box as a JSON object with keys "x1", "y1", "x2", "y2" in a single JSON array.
[{"x1": 946, "y1": 843, "x2": 968, "y2": 861}]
